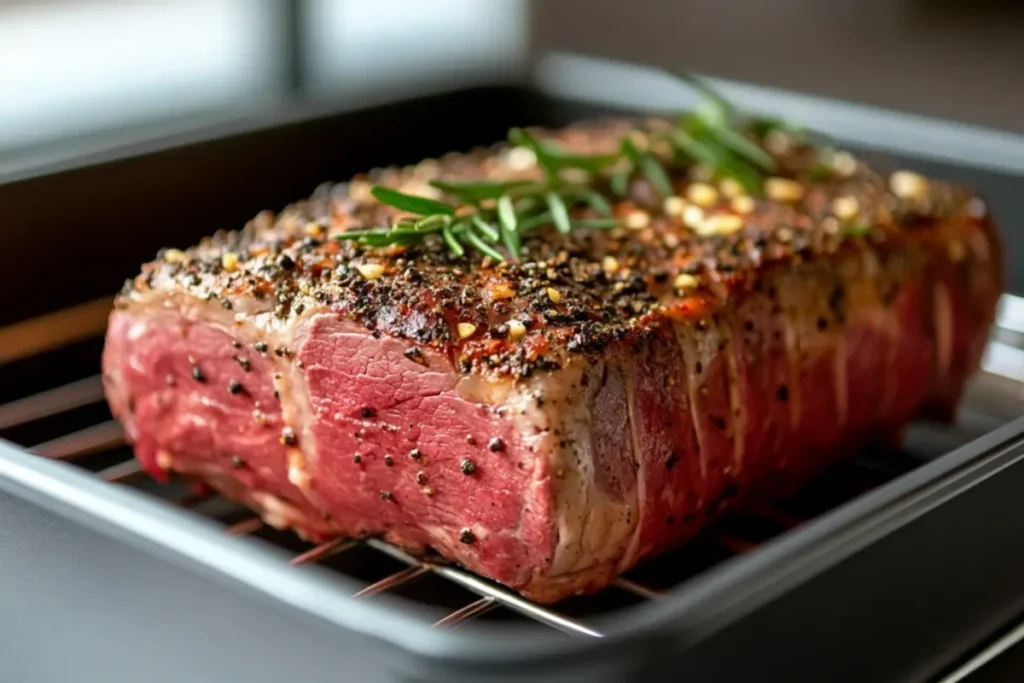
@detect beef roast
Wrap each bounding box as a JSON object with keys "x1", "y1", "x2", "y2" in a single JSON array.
[{"x1": 101, "y1": 121, "x2": 1002, "y2": 603}]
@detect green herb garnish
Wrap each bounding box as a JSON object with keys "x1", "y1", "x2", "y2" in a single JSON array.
[{"x1": 336, "y1": 70, "x2": 792, "y2": 261}]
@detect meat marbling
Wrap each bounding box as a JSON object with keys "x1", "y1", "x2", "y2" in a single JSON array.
[{"x1": 102, "y1": 120, "x2": 1002, "y2": 603}]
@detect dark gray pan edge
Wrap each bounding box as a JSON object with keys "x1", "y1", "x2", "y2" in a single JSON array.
[
  {"x1": 2, "y1": 404, "x2": 1024, "y2": 682},
  {"x1": 534, "y1": 51, "x2": 1024, "y2": 176},
  {"x1": 7, "y1": 52, "x2": 1024, "y2": 184}
]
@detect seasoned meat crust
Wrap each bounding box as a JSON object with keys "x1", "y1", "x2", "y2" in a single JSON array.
[
  {"x1": 119, "y1": 120, "x2": 989, "y2": 378},
  {"x1": 104, "y1": 118, "x2": 1002, "y2": 602}
]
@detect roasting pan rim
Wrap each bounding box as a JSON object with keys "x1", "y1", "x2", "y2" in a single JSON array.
[{"x1": 2, "y1": 411, "x2": 1023, "y2": 667}]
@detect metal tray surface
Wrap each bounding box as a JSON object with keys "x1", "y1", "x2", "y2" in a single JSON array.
[{"x1": 1, "y1": 69, "x2": 1024, "y2": 682}]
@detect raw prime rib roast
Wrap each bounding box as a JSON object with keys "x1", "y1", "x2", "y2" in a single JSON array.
[{"x1": 103, "y1": 111, "x2": 1002, "y2": 603}]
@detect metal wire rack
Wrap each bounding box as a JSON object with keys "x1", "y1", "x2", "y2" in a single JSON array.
[{"x1": 1, "y1": 295, "x2": 1023, "y2": 639}]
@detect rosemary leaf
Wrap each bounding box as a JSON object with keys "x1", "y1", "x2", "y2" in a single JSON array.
[
  {"x1": 717, "y1": 158, "x2": 763, "y2": 195},
  {"x1": 357, "y1": 233, "x2": 416, "y2": 248},
  {"x1": 571, "y1": 218, "x2": 620, "y2": 229},
  {"x1": 638, "y1": 154, "x2": 674, "y2": 197},
  {"x1": 508, "y1": 128, "x2": 616, "y2": 176},
  {"x1": 463, "y1": 227, "x2": 505, "y2": 261},
  {"x1": 514, "y1": 194, "x2": 543, "y2": 215},
  {"x1": 413, "y1": 214, "x2": 452, "y2": 232},
  {"x1": 518, "y1": 211, "x2": 553, "y2": 233},
  {"x1": 441, "y1": 224, "x2": 465, "y2": 256},
  {"x1": 610, "y1": 168, "x2": 631, "y2": 197},
  {"x1": 497, "y1": 194, "x2": 518, "y2": 235},
  {"x1": 670, "y1": 70, "x2": 734, "y2": 123},
  {"x1": 370, "y1": 186, "x2": 454, "y2": 216},
  {"x1": 546, "y1": 192, "x2": 572, "y2": 234},
  {"x1": 471, "y1": 215, "x2": 500, "y2": 242},
  {"x1": 707, "y1": 125, "x2": 775, "y2": 172},
  {"x1": 668, "y1": 128, "x2": 730, "y2": 173},
  {"x1": 430, "y1": 179, "x2": 534, "y2": 205},
  {"x1": 678, "y1": 125, "x2": 763, "y2": 194},
  {"x1": 572, "y1": 188, "x2": 613, "y2": 215},
  {"x1": 500, "y1": 222, "x2": 521, "y2": 258}
]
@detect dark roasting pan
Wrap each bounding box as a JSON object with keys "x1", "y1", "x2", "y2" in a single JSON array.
[{"x1": 2, "y1": 59, "x2": 1024, "y2": 682}]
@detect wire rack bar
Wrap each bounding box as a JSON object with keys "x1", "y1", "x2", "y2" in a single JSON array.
[
  {"x1": 614, "y1": 577, "x2": 664, "y2": 600},
  {"x1": 97, "y1": 459, "x2": 146, "y2": 483},
  {"x1": 290, "y1": 538, "x2": 356, "y2": 566},
  {"x1": 354, "y1": 566, "x2": 430, "y2": 598},
  {"x1": 365, "y1": 538, "x2": 604, "y2": 638},
  {"x1": 32, "y1": 420, "x2": 124, "y2": 460},
  {"x1": 433, "y1": 597, "x2": 497, "y2": 628},
  {"x1": 0, "y1": 375, "x2": 105, "y2": 430},
  {"x1": 219, "y1": 515, "x2": 660, "y2": 631},
  {"x1": 226, "y1": 517, "x2": 266, "y2": 537}
]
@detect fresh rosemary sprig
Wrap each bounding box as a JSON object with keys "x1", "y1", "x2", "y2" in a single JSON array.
[{"x1": 335, "y1": 70, "x2": 783, "y2": 261}]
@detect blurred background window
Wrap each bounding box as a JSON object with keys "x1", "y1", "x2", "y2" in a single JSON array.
[
  {"x1": 0, "y1": 0, "x2": 280, "y2": 154},
  {"x1": 2, "y1": 0, "x2": 1023, "y2": 167},
  {"x1": 0, "y1": 0, "x2": 528, "y2": 162},
  {"x1": 304, "y1": 0, "x2": 525, "y2": 100}
]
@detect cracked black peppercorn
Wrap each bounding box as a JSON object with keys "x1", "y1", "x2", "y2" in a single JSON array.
[
  {"x1": 361, "y1": 407, "x2": 376, "y2": 418},
  {"x1": 403, "y1": 347, "x2": 426, "y2": 365},
  {"x1": 460, "y1": 459, "x2": 476, "y2": 475},
  {"x1": 280, "y1": 427, "x2": 297, "y2": 446},
  {"x1": 353, "y1": 454, "x2": 362, "y2": 464},
  {"x1": 409, "y1": 448, "x2": 422, "y2": 460},
  {"x1": 416, "y1": 471, "x2": 426, "y2": 484},
  {"x1": 383, "y1": 454, "x2": 394, "y2": 467},
  {"x1": 459, "y1": 528, "x2": 475, "y2": 544},
  {"x1": 227, "y1": 379, "x2": 243, "y2": 395},
  {"x1": 254, "y1": 341, "x2": 268, "y2": 353},
  {"x1": 230, "y1": 455, "x2": 245, "y2": 469},
  {"x1": 380, "y1": 490, "x2": 393, "y2": 501},
  {"x1": 191, "y1": 366, "x2": 205, "y2": 383},
  {"x1": 234, "y1": 356, "x2": 251, "y2": 372},
  {"x1": 488, "y1": 437, "x2": 504, "y2": 453},
  {"x1": 277, "y1": 254, "x2": 295, "y2": 270}
]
